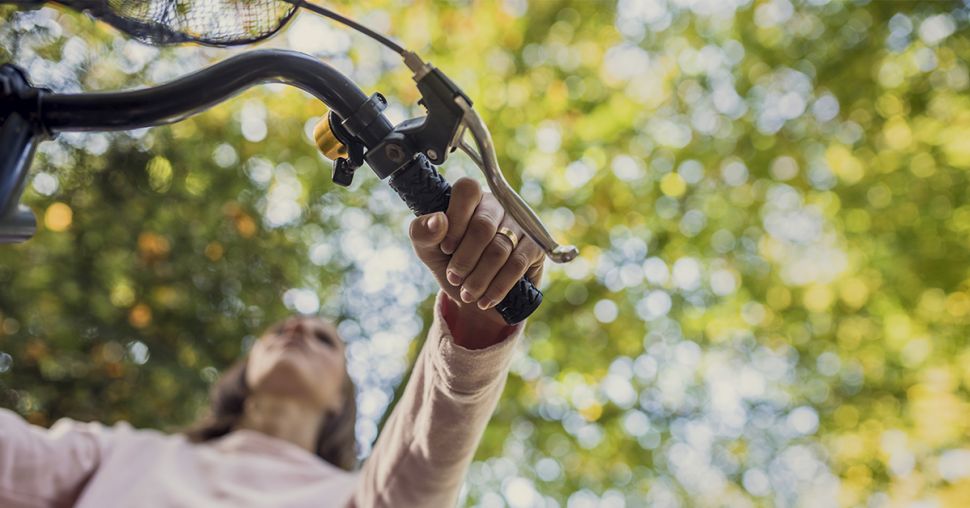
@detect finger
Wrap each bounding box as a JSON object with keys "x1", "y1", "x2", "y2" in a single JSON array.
[
  {"x1": 525, "y1": 257, "x2": 545, "y2": 288},
  {"x1": 478, "y1": 237, "x2": 544, "y2": 310},
  {"x1": 408, "y1": 211, "x2": 449, "y2": 269},
  {"x1": 447, "y1": 194, "x2": 504, "y2": 292},
  {"x1": 440, "y1": 177, "x2": 482, "y2": 256},
  {"x1": 458, "y1": 218, "x2": 518, "y2": 306}
]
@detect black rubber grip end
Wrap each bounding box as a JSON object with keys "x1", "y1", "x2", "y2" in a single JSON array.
[
  {"x1": 494, "y1": 277, "x2": 542, "y2": 325},
  {"x1": 388, "y1": 155, "x2": 542, "y2": 325}
]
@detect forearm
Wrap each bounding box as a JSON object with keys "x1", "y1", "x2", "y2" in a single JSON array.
[{"x1": 350, "y1": 291, "x2": 523, "y2": 507}]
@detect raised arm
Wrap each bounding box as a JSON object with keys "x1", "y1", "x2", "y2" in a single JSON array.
[
  {"x1": 349, "y1": 178, "x2": 545, "y2": 507},
  {"x1": 0, "y1": 409, "x2": 114, "y2": 507},
  {"x1": 349, "y1": 292, "x2": 523, "y2": 507}
]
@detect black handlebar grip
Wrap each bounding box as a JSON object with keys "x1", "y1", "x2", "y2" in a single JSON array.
[{"x1": 388, "y1": 155, "x2": 542, "y2": 325}]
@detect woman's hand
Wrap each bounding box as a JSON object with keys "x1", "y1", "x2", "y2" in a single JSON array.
[{"x1": 409, "y1": 177, "x2": 545, "y2": 332}]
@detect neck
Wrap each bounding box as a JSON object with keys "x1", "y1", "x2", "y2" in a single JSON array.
[{"x1": 236, "y1": 392, "x2": 325, "y2": 453}]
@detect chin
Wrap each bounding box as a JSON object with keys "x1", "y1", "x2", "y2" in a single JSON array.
[{"x1": 254, "y1": 356, "x2": 319, "y2": 399}]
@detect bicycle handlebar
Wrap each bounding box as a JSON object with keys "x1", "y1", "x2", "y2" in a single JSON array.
[
  {"x1": 40, "y1": 51, "x2": 390, "y2": 145},
  {"x1": 2, "y1": 50, "x2": 544, "y2": 324}
]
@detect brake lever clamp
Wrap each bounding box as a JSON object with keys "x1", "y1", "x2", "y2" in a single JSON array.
[{"x1": 395, "y1": 51, "x2": 469, "y2": 166}]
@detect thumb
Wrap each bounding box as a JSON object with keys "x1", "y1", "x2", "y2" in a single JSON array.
[{"x1": 409, "y1": 211, "x2": 449, "y2": 256}]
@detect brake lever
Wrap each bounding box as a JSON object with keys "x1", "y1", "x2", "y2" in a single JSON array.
[
  {"x1": 400, "y1": 51, "x2": 578, "y2": 264},
  {"x1": 453, "y1": 98, "x2": 577, "y2": 264}
]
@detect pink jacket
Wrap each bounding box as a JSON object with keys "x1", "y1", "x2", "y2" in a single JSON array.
[{"x1": 0, "y1": 292, "x2": 523, "y2": 507}]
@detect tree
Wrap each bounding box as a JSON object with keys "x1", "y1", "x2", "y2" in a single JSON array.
[{"x1": 1, "y1": 1, "x2": 968, "y2": 506}]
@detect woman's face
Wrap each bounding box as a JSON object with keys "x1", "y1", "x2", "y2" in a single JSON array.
[{"x1": 246, "y1": 315, "x2": 347, "y2": 413}]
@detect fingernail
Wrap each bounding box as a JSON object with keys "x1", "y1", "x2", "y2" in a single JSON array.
[
  {"x1": 440, "y1": 242, "x2": 454, "y2": 255},
  {"x1": 447, "y1": 270, "x2": 463, "y2": 286},
  {"x1": 460, "y1": 288, "x2": 474, "y2": 303},
  {"x1": 427, "y1": 214, "x2": 440, "y2": 232},
  {"x1": 477, "y1": 298, "x2": 494, "y2": 310}
]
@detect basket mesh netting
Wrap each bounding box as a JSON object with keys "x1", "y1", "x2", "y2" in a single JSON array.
[{"x1": 47, "y1": 0, "x2": 299, "y2": 46}]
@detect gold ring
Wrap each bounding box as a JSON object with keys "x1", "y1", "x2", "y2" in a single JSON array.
[{"x1": 496, "y1": 227, "x2": 519, "y2": 250}]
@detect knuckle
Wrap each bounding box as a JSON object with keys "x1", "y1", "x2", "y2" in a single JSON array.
[
  {"x1": 448, "y1": 256, "x2": 473, "y2": 275},
  {"x1": 479, "y1": 191, "x2": 498, "y2": 205},
  {"x1": 480, "y1": 193, "x2": 502, "y2": 211},
  {"x1": 468, "y1": 215, "x2": 497, "y2": 237},
  {"x1": 443, "y1": 230, "x2": 463, "y2": 244},
  {"x1": 510, "y1": 252, "x2": 531, "y2": 272},
  {"x1": 485, "y1": 237, "x2": 512, "y2": 260},
  {"x1": 526, "y1": 242, "x2": 544, "y2": 261},
  {"x1": 520, "y1": 236, "x2": 542, "y2": 256},
  {"x1": 453, "y1": 177, "x2": 481, "y2": 197},
  {"x1": 462, "y1": 275, "x2": 486, "y2": 295}
]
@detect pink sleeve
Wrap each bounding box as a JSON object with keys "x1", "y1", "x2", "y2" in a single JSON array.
[
  {"x1": 0, "y1": 408, "x2": 115, "y2": 508},
  {"x1": 349, "y1": 291, "x2": 524, "y2": 508}
]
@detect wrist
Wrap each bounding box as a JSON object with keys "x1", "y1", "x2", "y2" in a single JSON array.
[{"x1": 441, "y1": 292, "x2": 519, "y2": 350}]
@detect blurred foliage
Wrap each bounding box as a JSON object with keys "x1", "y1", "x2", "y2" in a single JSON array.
[{"x1": 2, "y1": 0, "x2": 970, "y2": 507}]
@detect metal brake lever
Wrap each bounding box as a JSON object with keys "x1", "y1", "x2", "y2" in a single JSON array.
[
  {"x1": 453, "y1": 96, "x2": 578, "y2": 264},
  {"x1": 402, "y1": 51, "x2": 577, "y2": 263}
]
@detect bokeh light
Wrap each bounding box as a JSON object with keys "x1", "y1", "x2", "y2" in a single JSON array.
[{"x1": 2, "y1": 1, "x2": 970, "y2": 507}]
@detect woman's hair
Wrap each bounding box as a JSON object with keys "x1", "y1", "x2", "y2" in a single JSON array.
[{"x1": 183, "y1": 352, "x2": 359, "y2": 471}]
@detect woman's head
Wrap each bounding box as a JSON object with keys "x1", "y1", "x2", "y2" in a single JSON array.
[
  {"x1": 185, "y1": 315, "x2": 358, "y2": 471},
  {"x1": 247, "y1": 315, "x2": 347, "y2": 413}
]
